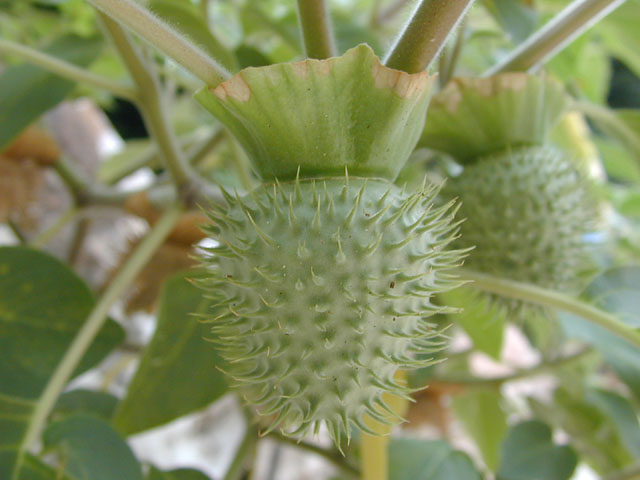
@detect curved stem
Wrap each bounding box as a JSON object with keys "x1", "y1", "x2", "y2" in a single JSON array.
[
  {"x1": 224, "y1": 426, "x2": 257, "y2": 480},
  {"x1": 29, "y1": 207, "x2": 79, "y2": 248},
  {"x1": 574, "y1": 100, "x2": 640, "y2": 157},
  {"x1": 22, "y1": 205, "x2": 181, "y2": 455},
  {"x1": 384, "y1": 0, "x2": 475, "y2": 73},
  {"x1": 87, "y1": 0, "x2": 230, "y2": 86},
  {"x1": 99, "y1": 13, "x2": 192, "y2": 197},
  {"x1": 460, "y1": 270, "x2": 640, "y2": 350},
  {"x1": 269, "y1": 432, "x2": 359, "y2": 478},
  {"x1": 295, "y1": 0, "x2": 337, "y2": 59},
  {"x1": 484, "y1": 0, "x2": 626, "y2": 76},
  {"x1": 0, "y1": 39, "x2": 137, "y2": 101}
]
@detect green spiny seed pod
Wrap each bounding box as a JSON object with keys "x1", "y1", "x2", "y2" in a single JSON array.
[
  {"x1": 197, "y1": 176, "x2": 463, "y2": 445},
  {"x1": 442, "y1": 145, "x2": 595, "y2": 314}
]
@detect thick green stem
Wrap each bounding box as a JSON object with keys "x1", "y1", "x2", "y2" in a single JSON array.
[
  {"x1": 21, "y1": 205, "x2": 181, "y2": 456},
  {"x1": 361, "y1": 432, "x2": 388, "y2": 480},
  {"x1": 461, "y1": 270, "x2": 640, "y2": 350},
  {"x1": 384, "y1": 0, "x2": 475, "y2": 73},
  {"x1": 223, "y1": 427, "x2": 257, "y2": 480},
  {"x1": 0, "y1": 39, "x2": 137, "y2": 101},
  {"x1": 99, "y1": 13, "x2": 192, "y2": 196},
  {"x1": 87, "y1": 0, "x2": 230, "y2": 86},
  {"x1": 485, "y1": 0, "x2": 626, "y2": 75},
  {"x1": 295, "y1": 0, "x2": 337, "y2": 59}
]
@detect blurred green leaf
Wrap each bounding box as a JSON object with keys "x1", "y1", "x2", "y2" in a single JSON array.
[
  {"x1": 149, "y1": 0, "x2": 238, "y2": 72},
  {"x1": 53, "y1": 390, "x2": 119, "y2": 422},
  {"x1": 389, "y1": 437, "x2": 482, "y2": 480},
  {"x1": 43, "y1": 414, "x2": 142, "y2": 480},
  {"x1": 441, "y1": 287, "x2": 505, "y2": 360},
  {"x1": 0, "y1": 247, "x2": 124, "y2": 479},
  {"x1": 146, "y1": 466, "x2": 210, "y2": 480},
  {"x1": 497, "y1": 420, "x2": 577, "y2": 480},
  {"x1": 530, "y1": 389, "x2": 633, "y2": 473},
  {"x1": 112, "y1": 272, "x2": 228, "y2": 435},
  {"x1": 595, "y1": 137, "x2": 640, "y2": 184},
  {"x1": 598, "y1": 1, "x2": 640, "y2": 78},
  {"x1": 452, "y1": 388, "x2": 507, "y2": 471},
  {"x1": 483, "y1": 0, "x2": 538, "y2": 44},
  {"x1": 584, "y1": 267, "x2": 640, "y2": 326},
  {"x1": 0, "y1": 34, "x2": 102, "y2": 149},
  {"x1": 586, "y1": 389, "x2": 640, "y2": 459}
]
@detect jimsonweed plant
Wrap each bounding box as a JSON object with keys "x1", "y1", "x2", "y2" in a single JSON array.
[{"x1": 1, "y1": 1, "x2": 640, "y2": 480}]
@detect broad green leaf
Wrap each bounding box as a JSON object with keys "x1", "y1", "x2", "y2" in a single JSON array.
[
  {"x1": 529, "y1": 391, "x2": 631, "y2": 474},
  {"x1": 452, "y1": 388, "x2": 507, "y2": 471},
  {"x1": 53, "y1": 390, "x2": 118, "y2": 422},
  {"x1": 0, "y1": 34, "x2": 102, "y2": 149},
  {"x1": 112, "y1": 272, "x2": 228, "y2": 435},
  {"x1": 149, "y1": 0, "x2": 238, "y2": 72},
  {"x1": 441, "y1": 287, "x2": 505, "y2": 359},
  {"x1": 497, "y1": 420, "x2": 577, "y2": 480},
  {"x1": 43, "y1": 414, "x2": 142, "y2": 480},
  {"x1": 483, "y1": 0, "x2": 538, "y2": 44},
  {"x1": 584, "y1": 267, "x2": 640, "y2": 326},
  {"x1": 560, "y1": 312, "x2": 640, "y2": 399},
  {"x1": 598, "y1": 1, "x2": 640, "y2": 78},
  {"x1": 0, "y1": 454, "x2": 72, "y2": 480},
  {"x1": 595, "y1": 137, "x2": 640, "y2": 184},
  {"x1": 0, "y1": 246, "x2": 124, "y2": 480},
  {"x1": 389, "y1": 437, "x2": 482, "y2": 480},
  {"x1": 585, "y1": 389, "x2": 640, "y2": 459},
  {"x1": 146, "y1": 466, "x2": 210, "y2": 480}
]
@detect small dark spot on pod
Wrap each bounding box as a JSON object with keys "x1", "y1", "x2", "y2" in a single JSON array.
[{"x1": 390, "y1": 281, "x2": 395, "y2": 288}]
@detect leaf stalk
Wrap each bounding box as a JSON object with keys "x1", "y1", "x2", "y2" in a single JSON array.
[{"x1": 296, "y1": 0, "x2": 337, "y2": 59}]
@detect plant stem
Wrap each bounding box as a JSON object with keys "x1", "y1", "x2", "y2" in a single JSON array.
[
  {"x1": 6, "y1": 219, "x2": 27, "y2": 244},
  {"x1": 21, "y1": 205, "x2": 181, "y2": 455},
  {"x1": 384, "y1": 0, "x2": 475, "y2": 73},
  {"x1": 361, "y1": 429, "x2": 388, "y2": 480},
  {"x1": 438, "y1": 17, "x2": 467, "y2": 87},
  {"x1": 29, "y1": 207, "x2": 79, "y2": 248},
  {"x1": 87, "y1": 0, "x2": 230, "y2": 86},
  {"x1": 0, "y1": 39, "x2": 138, "y2": 101},
  {"x1": 224, "y1": 426, "x2": 257, "y2": 480},
  {"x1": 295, "y1": 0, "x2": 337, "y2": 59},
  {"x1": 431, "y1": 346, "x2": 593, "y2": 387},
  {"x1": 99, "y1": 13, "x2": 193, "y2": 197},
  {"x1": 269, "y1": 432, "x2": 359, "y2": 478},
  {"x1": 484, "y1": 0, "x2": 626, "y2": 76},
  {"x1": 461, "y1": 270, "x2": 640, "y2": 350}
]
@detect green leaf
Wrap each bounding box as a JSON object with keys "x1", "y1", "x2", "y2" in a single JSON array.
[
  {"x1": 560, "y1": 312, "x2": 640, "y2": 400},
  {"x1": 585, "y1": 389, "x2": 640, "y2": 459},
  {"x1": 452, "y1": 388, "x2": 507, "y2": 471},
  {"x1": 146, "y1": 466, "x2": 210, "y2": 480},
  {"x1": 530, "y1": 389, "x2": 633, "y2": 473},
  {"x1": 0, "y1": 34, "x2": 102, "y2": 149},
  {"x1": 43, "y1": 414, "x2": 142, "y2": 480},
  {"x1": 112, "y1": 272, "x2": 228, "y2": 435},
  {"x1": 0, "y1": 246, "x2": 124, "y2": 480},
  {"x1": 497, "y1": 420, "x2": 577, "y2": 480},
  {"x1": 441, "y1": 287, "x2": 505, "y2": 360},
  {"x1": 584, "y1": 267, "x2": 640, "y2": 327},
  {"x1": 53, "y1": 390, "x2": 118, "y2": 422},
  {"x1": 149, "y1": 0, "x2": 238, "y2": 72},
  {"x1": 595, "y1": 137, "x2": 640, "y2": 184},
  {"x1": 0, "y1": 454, "x2": 72, "y2": 480},
  {"x1": 389, "y1": 437, "x2": 482, "y2": 480},
  {"x1": 483, "y1": 0, "x2": 538, "y2": 44},
  {"x1": 598, "y1": 1, "x2": 640, "y2": 78}
]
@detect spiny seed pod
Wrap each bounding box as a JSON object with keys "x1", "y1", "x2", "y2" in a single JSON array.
[
  {"x1": 442, "y1": 145, "x2": 595, "y2": 314},
  {"x1": 198, "y1": 176, "x2": 463, "y2": 445},
  {"x1": 194, "y1": 45, "x2": 465, "y2": 446}
]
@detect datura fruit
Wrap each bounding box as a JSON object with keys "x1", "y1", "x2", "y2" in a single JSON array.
[
  {"x1": 194, "y1": 45, "x2": 464, "y2": 445},
  {"x1": 421, "y1": 74, "x2": 597, "y2": 315}
]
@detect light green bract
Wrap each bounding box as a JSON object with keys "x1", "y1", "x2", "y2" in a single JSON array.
[
  {"x1": 195, "y1": 44, "x2": 435, "y2": 181},
  {"x1": 195, "y1": 46, "x2": 463, "y2": 445},
  {"x1": 198, "y1": 177, "x2": 463, "y2": 444}
]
